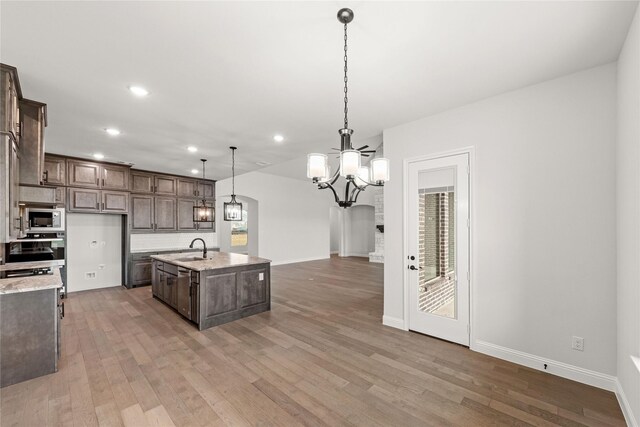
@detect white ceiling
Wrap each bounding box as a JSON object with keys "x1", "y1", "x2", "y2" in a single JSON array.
[{"x1": 1, "y1": 1, "x2": 636, "y2": 180}]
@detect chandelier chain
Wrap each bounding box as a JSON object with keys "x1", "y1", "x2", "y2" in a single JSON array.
[{"x1": 343, "y1": 22, "x2": 348, "y2": 129}]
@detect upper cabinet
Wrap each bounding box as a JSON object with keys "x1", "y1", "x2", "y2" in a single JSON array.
[
  {"x1": 0, "y1": 64, "x2": 22, "y2": 143},
  {"x1": 155, "y1": 175, "x2": 177, "y2": 196},
  {"x1": 43, "y1": 155, "x2": 66, "y2": 186},
  {"x1": 68, "y1": 159, "x2": 129, "y2": 190},
  {"x1": 131, "y1": 170, "x2": 213, "y2": 199},
  {"x1": 198, "y1": 181, "x2": 215, "y2": 200},
  {"x1": 18, "y1": 99, "x2": 47, "y2": 186},
  {"x1": 177, "y1": 178, "x2": 197, "y2": 198},
  {"x1": 130, "y1": 171, "x2": 154, "y2": 193}
]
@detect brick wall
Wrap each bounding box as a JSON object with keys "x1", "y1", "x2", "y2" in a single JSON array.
[{"x1": 418, "y1": 189, "x2": 455, "y2": 314}]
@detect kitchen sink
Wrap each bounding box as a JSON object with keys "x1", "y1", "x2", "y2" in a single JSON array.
[{"x1": 174, "y1": 256, "x2": 211, "y2": 262}]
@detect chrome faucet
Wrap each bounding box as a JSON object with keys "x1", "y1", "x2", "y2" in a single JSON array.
[{"x1": 189, "y1": 238, "x2": 207, "y2": 259}]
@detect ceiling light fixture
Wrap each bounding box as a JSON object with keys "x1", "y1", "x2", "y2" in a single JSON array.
[
  {"x1": 306, "y1": 8, "x2": 390, "y2": 208},
  {"x1": 273, "y1": 134, "x2": 284, "y2": 143},
  {"x1": 193, "y1": 159, "x2": 214, "y2": 223},
  {"x1": 224, "y1": 147, "x2": 242, "y2": 221},
  {"x1": 191, "y1": 169, "x2": 199, "y2": 175},
  {"x1": 105, "y1": 128, "x2": 121, "y2": 136},
  {"x1": 128, "y1": 85, "x2": 149, "y2": 97},
  {"x1": 93, "y1": 153, "x2": 105, "y2": 160},
  {"x1": 187, "y1": 146, "x2": 198, "y2": 153}
]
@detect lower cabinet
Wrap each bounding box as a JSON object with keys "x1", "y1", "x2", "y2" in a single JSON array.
[
  {"x1": 0, "y1": 287, "x2": 62, "y2": 388},
  {"x1": 150, "y1": 259, "x2": 271, "y2": 329},
  {"x1": 131, "y1": 256, "x2": 153, "y2": 287}
]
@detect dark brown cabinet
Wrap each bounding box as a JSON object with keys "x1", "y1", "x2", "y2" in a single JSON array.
[
  {"x1": 68, "y1": 188, "x2": 128, "y2": 213},
  {"x1": 53, "y1": 186, "x2": 65, "y2": 206},
  {"x1": 101, "y1": 164, "x2": 129, "y2": 191},
  {"x1": 68, "y1": 160, "x2": 129, "y2": 191},
  {"x1": 151, "y1": 261, "x2": 163, "y2": 298},
  {"x1": 67, "y1": 187, "x2": 101, "y2": 212},
  {"x1": 130, "y1": 195, "x2": 176, "y2": 231},
  {"x1": 131, "y1": 195, "x2": 154, "y2": 230},
  {"x1": 177, "y1": 179, "x2": 197, "y2": 198},
  {"x1": 155, "y1": 175, "x2": 177, "y2": 196},
  {"x1": 102, "y1": 190, "x2": 129, "y2": 213},
  {"x1": 43, "y1": 155, "x2": 66, "y2": 186},
  {"x1": 8, "y1": 137, "x2": 21, "y2": 238},
  {"x1": 132, "y1": 258, "x2": 153, "y2": 287},
  {"x1": 198, "y1": 181, "x2": 215, "y2": 200},
  {"x1": 176, "y1": 268, "x2": 192, "y2": 320},
  {"x1": 67, "y1": 160, "x2": 101, "y2": 188},
  {"x1": 177, "y1": 199, "x2": 214, "y2": 231},
  {"x1": 130, "y1": 171, "x2": 154, "y2": 193},
  {"x1": 154, "y1": 197, "x2": 176, "y2": 231},
  {"x1": 18, "y1": 99, "x2": 46, "y2": 186},
  {"x1": 1, "y1": 64, "x2": 21, "y2": 143}
]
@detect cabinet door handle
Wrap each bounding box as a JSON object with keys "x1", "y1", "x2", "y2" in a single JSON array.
[
  {"x1": 96, "y1": 202, "x2": 99, "y2": 210},
  {"x1": 43, "y1": 170, "x2": 49, "y2": 183},
  {"x1": 101, "y1": 202, "x2": 105, "y2": 210},
  {"x1": 102, "y1": 178, "x2": 105, "y2": 187}
]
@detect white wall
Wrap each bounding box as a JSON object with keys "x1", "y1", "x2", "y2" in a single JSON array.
[
  {"x1": 67, "y1": 213, "x2": 122, "y2": 292},
  {"x1": 130, "y1": 232, "x2": 218, "y2": 252},
  {"x1": 329, "y1": 207, "x2": 340, "y2": 254},
  {"x1": 216, "y1": 172, "x2": 333, "y2": 265},
  {"x1": 345, "y1": 205, "x2": 375, "y2": 257},
  {"x1": 384, "y1": 64, "x2": 618, "y2": 383},
  {"x1": 215, "y1": 195, "x2": 258, "y2": 256},
  {"x1": 616, "y1": 5, "x2": 640, "y2": 425}
]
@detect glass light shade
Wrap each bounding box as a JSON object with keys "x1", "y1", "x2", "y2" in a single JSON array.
[
  {"x1": 224, "y1": 201, "x2": 243, "y2": 221},
  {"x1": 307, "y1": 153, "x2": 328, "y2": 179},
  {"x1": 355, "y1": 166, "x2": 369, "y2": 187},
  {"x1": 340, "y1": 150, "x2": 360, "y2": 177},
  {"x1": 193, "y1": 202, "x2": 214, "y2": 222},
  {"x1": 370, "y1": 157, "x2": 390, "y2": 183}
]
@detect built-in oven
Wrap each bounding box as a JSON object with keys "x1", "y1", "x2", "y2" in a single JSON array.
[{"x1": 25, "y1": 208, "x2": 65, "y2": 232}]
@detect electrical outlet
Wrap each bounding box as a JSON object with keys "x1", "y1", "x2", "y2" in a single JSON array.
[
  {"x1": 98, "y1": 264, "x2": 105, "y2": 270},
  {"x1": 572, "y1": 336, "x2": 584, "y2": 351},
  {"x1": 259, "y1": 272, "x2": 264, "y2": 281},
  {"x1": 85, "y1": 272, "x2": 96, "y2": 279}
]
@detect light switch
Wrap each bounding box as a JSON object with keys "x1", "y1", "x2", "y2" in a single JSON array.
[{"x1": 259, "y1": 272, "x2": 264, "y2": 281}]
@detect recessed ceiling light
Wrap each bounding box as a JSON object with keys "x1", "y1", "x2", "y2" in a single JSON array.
[
  {"x1": 93, "y1": 153, "x2": 105, "y2": 160},
  {"x1": 187, "y1": 146, "x2": 198, "y2": 153},
  {"x1": 105, "y1": 128, "x2": 121, "y2": 136},
  {"x1": 273, "y1": 134, "x2": 285, "y2": 143},
  {"x1": 191, "y1": 169, "x2": 199, "y2": 174},
  {"x1": 128, "y1": 85, "x2": 149, "y2": 97}
]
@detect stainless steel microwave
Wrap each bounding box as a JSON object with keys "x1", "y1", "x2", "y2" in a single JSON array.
[{"x1": 25, "y1": 208, "x2": 66, "y2": 232}]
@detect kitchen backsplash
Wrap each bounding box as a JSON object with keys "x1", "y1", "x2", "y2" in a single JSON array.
[{"x1": 130, "y1": 232, "x2": 218, "y2": 251}]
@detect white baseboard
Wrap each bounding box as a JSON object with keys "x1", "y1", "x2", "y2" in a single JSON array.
[
  {"x1": 271, "y1": 256, "x2": 330, "y2": 266},
  {"x1": 472, "y1": 340, "x2": 617, "y2": 392},
  {"x1": 382, "y1": 315, "x2": 406, "y2": 330},
  {"x1": 342, "y1": 252, "x2": 370, "y2": 258},
  {"x1": 616, "y1": 378, "x2": 638, "y2": 427}
]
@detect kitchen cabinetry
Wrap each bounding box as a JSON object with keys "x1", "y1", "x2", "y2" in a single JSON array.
[
  {"x1": 8, "y1": 137, "x2": 21, "y2": 238},
  {"x1": 177, "y1": 178, "x2": 197, "y2": 198},
  {"x1": 68, "y1": 160, "x2": 129, "y2": 190},
  {"x1": 130, "y1": 171, "x2": 180, "y2": 196},
  {"x1": 18, "y1": 99, "x2": 47, "y2": 186},
  {"x1": 198, "y1": 181, "x2": 215, "y2": 199},
  {"x1": 177, "y1": 199, "x2": 214, "y2": 231},
  {"x1": 131, "y1": 253, "x2": 154, "y2": 287},
  {"x1": 151, "y1": 254, "x2": 270, "y2": 329},
  {"x1": 0, "y1": 287, "x2": 62, "y2": 388},
  {"x1": 1, "y1": 64, "x2": 21, "y2": 143},
  {"x1": 43, "y1": 155, "x2": 66, "y2": 186},
  {"x1": 130, "y1": 195, "x2": 177, "y2": 232},
  {"x1": 68, "y1": 188, "x2": 128, "y2": 214}
]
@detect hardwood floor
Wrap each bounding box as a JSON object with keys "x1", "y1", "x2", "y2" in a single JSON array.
[{"x1": 0, "y1": 256, "x2": 626, "y2": 427}]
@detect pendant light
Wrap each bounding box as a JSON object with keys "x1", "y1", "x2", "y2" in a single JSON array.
[
  {"x1": 224, "y1": 146, "x2": 242, "y2": 221},
  {"x1": 193, "y1": 159, "x2": 214, "y2": 223},
  {"x1": 306, "y1": 8, "x2": 390, "y2": 208}
]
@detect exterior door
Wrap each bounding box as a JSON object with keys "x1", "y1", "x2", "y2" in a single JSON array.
[{"x1": 407, "y1": 153, "x2": 470, "y2": 346}]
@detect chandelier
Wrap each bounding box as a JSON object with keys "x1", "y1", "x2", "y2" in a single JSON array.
[
  {"x1": 193, "y1": 159, "x2": 214, "y2": 223},
  {"x1": 224, "y1": 146, "x2": 242, "y2": 221},
  {"x1": 306, "y1": 8, "x2": 390, "y2": 208}
]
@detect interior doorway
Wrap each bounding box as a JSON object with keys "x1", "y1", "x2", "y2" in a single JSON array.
[
  {"x1": 329, "y1": 205, "x2": 375, "y2": 258},
  {"x1": 216, "y1": 195, "x2": 258, "y2": 256},
  {"x1": 406, "y1": 152, "x2": 470, "y2": 346}
]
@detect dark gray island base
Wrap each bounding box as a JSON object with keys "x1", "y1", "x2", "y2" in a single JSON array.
[{"x1": 150, "y1": 252, "x2": 271, "y2": 330}]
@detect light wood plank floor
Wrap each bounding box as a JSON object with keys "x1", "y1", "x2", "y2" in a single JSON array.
[{"x1": 0, "y1": 256, "x2": 626, "y2": 427}]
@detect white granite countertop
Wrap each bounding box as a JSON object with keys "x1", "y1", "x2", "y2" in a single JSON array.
[
  {"x1": 0, "y1": 260, "x2": 66, "y2": 272},
  {"x1": 131, "y1": 247, "x2": 220, "y2": 254},
  {"x1": 0, "y1": 268, "x2": 63, "y2": 295},
  {"x1": 151, "y1": 251, "x2": 271, "y2": 271}
]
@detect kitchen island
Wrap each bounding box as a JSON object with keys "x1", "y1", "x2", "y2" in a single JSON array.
[
  {"x1": 150, "y1": 251, "x2": 271, "y2": 330},
  {"x1": 0, "y1": 266, "x2": 64, "y2": 387}
]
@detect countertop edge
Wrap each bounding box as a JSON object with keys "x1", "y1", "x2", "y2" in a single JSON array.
[{"x1": 0, "y1": 268, "x2": 63, "y2": 295}]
